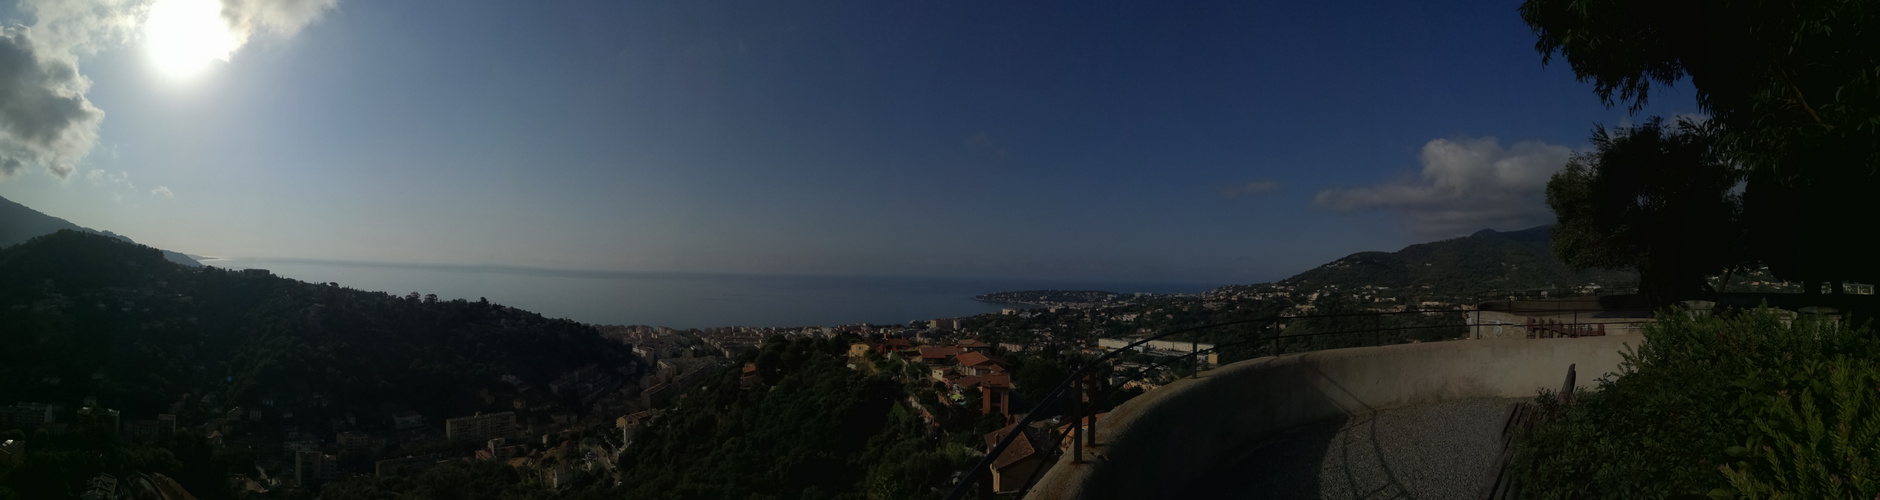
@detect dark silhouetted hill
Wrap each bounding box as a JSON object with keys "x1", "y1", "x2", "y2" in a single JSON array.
[
  {"x1": 0, "y1": 230, "x2": 635, "y2": 438},
  {"x1": 1271, "y1": 225, "x2": 1636, "y2": 295},
  {"x1": 0, "y1": 194, "x2": 200, "y2": 266}
]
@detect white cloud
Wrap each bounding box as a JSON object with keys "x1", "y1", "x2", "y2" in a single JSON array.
[
  {"x1": 219, "y1": 0, "x2": 341, "y2": 47},
  {"x1": 1312, "y1": 136, "x2": 1573, "y2": 236},
  {"x1": 1219, "y1": 179, "x2": 1282, "y2": 198},
  {"x1": 86, "y1": 168, "x2": 131, "y2": 185},
  {"x1": 0, "y1": 0, "x2": 337, "y2": 180},
  {"x1": 0, "y1": 27, "x2": 106, "y2": 179},
  {"x1": 150, "y1": 185, "x2": 172, "y2": 199},
  {"x1": 18, "y1": 0, "x2": 145, "y2": 56}
]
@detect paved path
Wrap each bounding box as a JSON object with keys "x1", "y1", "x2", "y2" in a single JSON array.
[{"x1": 1180, "y1": 397, "x2": 1518, "y2": 499}]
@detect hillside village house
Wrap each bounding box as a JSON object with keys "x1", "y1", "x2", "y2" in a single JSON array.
[
  {"x1": 984, "y1": 423, "x2": 1053, "y2": 493},
  {"x1": 876, "y1": 337, "x2": 912, "y2": 354},
  {"x1": 392, "y1": 410, "x2": 425, "y2": 430},
  {"x1": 918, "y1": 346, "x2": 961, "y2": 366},
  {"x1": 740, "y1": 363, "x2": 761, "y2": 388},
  {"x1": 947, "y1": 373, "x2": 1015, "y2": 421},
  {"x1": 445, "y1": 412, "x2": 516, "y2": 442},
  {"x1": 930, "y1": 365, "x2": 956, "y2": 383},
  {"x1": 337, "y1": 431, "x2": 372, "y2": 452},
  {"x1": 954, "y1": 352, "x2": 1013, "y2": 377}
]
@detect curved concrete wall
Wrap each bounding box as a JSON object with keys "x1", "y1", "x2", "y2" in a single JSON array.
[{"x1": 1024, "y1": 336, "x2": 1637, "y2": 500}]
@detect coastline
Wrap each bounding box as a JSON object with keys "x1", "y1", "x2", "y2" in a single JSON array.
[{"x1": 202, "y1": 257, "x2": 1217, "y2": 328}]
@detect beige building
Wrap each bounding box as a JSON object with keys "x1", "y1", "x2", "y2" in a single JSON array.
[
  {"x1": 445, "y1": 412, "x2": 516, "y2": 442},
  {"x1": 337, "y1": 431, "x2": 372, "y2": 452}
]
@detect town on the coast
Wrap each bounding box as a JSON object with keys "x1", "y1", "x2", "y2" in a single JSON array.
[
  {"x1": 2, "y1": 217, "x2": 1849, "y2": 498},
  {"x1": 0, "y1": 216, "x2": 1832, "y2": 499}
]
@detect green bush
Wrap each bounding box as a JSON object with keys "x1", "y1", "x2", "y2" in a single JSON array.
[
  {"x1": 1722, "y1": 358, "x2": 1880, "y2": 499},
  {"x1": 1511, "y1": 307, "x2": 1880, "y2": 498}
]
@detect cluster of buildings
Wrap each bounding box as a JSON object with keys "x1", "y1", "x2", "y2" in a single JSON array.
[{"x1": 850, "y1": 335, "x2": 1023, "y2": 423}]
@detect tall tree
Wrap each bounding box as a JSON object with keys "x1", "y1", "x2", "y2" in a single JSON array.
[
  {"x1": 1522, "y1": 0, "x2": 1880, "y2": 289},
  {"x1": 1547, "y1": 117, "x2": 1746, "y2": 306}
]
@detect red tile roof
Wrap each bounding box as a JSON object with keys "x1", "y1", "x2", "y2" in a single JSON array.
[
  {"x1": 919, "y1": 346, "x2": 961, "y2": 359},
  {"x1": 954, "y1": 375, "x2": 986, "y2": 389},
  {"x1": 984, "y1": 373, "x2": 1011, "y2": 388},
  {"x1": 984, "y1": 423, "x2": 1046, "y2": 470}
]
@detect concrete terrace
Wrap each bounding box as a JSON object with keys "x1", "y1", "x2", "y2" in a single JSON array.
[
  {"x1": 1025, "y1": 336, "x2": 1633, "y2": 500},
  {"x1": 1180, "y1": 398, "x2": 1517, "y2": 499}
]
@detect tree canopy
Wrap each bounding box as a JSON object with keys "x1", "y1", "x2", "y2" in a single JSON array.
[
  {"x1": 1519, "y1": 0, "x2": 1879, "y2": 174},
  {"x1": 1546, "y1": 117, "x2": 1745, "y2": 305},
  {"x1": 1522, "y1": 0, "x2": 1880, "y2": 289}
]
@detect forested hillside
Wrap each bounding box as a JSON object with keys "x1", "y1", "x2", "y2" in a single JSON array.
[
  {"x1": 614, "y1": 336, "x2": 974, "y2": 499},
  {"x1": 1274, "y1": 225, "x2": 1636, "y2": 295},
  {"x1": 0, "y1": 230, "x2": 636, "y2": 498},
  {"x1": 323, "y1": 336, "x2": 990, "y2": 500}
]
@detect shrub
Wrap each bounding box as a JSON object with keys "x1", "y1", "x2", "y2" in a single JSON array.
[
  {"x1": 1511, "y1": 307, "x2": 1880, "y2": 498},
  {"x1": 1721, "y1": 358, "x2": 1880, "y2": 499}
]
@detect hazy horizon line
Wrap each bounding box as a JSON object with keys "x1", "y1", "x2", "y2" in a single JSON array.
[{"x1": 203, "y1": 256, "x2": 1234, "y2": 290}]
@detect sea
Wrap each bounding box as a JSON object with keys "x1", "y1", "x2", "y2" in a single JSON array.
[{"x1": 199, "y1": 258, "x2": 1218, "y2": 329}]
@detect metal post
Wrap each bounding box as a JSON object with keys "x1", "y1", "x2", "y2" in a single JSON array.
[
  {"x1": 1190, "y1": 334, "x2": 1198, "y2": 376},
  {"x1": 1271, "y1": 323, "x2": 1280, "y2": 357},
  {"x1": 1085, "y1": 374, "x2": 1098, "y2": 448},
  {"x1": 1070, "y1": 369, "x2": 1082, "y2": 464}
]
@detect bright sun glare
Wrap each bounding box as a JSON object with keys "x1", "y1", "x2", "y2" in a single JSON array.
[{"x1": 144, "y1": 0, "x2": 239, "y2": 78}]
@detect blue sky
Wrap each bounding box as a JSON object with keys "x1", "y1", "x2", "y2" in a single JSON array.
[{"x1": 0, "y1": 0, "x2": 1698, "y2": 285}]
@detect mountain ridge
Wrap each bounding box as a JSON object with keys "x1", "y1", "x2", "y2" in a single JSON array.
[
  {"x1": 0, "y1": 194, "x2": 200, "y2": 266},
  {"x1": 1220, "y1": 224, "x2": 1636, "y2": 297}
]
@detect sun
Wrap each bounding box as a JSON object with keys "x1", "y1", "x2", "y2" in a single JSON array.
[{"x1": 144, "y1": 0, "x2": 239, "y2": 78}]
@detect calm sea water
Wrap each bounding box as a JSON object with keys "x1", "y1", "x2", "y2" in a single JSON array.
[{"x1": 201, "y1": 258, "x2": 1216, "y2": 328}]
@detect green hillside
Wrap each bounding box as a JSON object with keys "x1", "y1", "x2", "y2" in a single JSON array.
[
  {"x1": 0, "y1": 230, "x2": 636, "y2": 498},
  {"x1": 1274, "y1": 225, "x2": 1637, "y2": 295}
]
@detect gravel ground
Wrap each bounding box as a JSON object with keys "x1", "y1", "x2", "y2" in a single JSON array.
[{"x1": 1180, "y1": 397, "x2": 1520, "y2": 499}]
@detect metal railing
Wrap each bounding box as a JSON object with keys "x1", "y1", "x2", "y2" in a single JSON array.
[{"x1": 946, "y1": 306, "x2": 1655, "y2": 499}]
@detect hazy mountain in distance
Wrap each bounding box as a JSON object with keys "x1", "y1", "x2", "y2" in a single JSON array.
[
  {"x1": 0, "y1": 194, "x2": 200, "y2": 266},
  {"x1": 1269, "y1": 225, "x2": 1636, "y2": 295}
]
